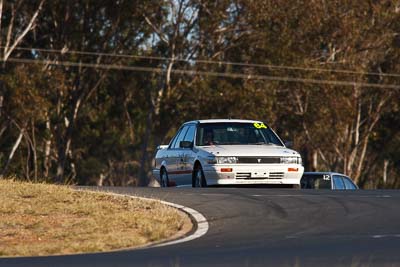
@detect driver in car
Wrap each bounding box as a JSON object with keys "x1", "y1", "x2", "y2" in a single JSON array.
[{"x1": 204, "y1": 130, "x2": 215, "y2": 146}]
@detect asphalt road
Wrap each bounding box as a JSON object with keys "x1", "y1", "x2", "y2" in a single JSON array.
[{"x1": 2, "y1": 187, "x2": 400, "y2": 267}]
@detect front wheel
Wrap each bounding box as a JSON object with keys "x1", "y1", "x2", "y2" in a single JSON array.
[
  {"x1": 160, "y1": 168, "x2": 169, "y2": 187},
  {"x1": 192, "y1": 165, "x2": 207, "y2": 187}
]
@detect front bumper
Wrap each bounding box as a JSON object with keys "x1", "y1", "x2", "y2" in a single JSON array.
[{"x1": 203, "y1": 164, "x2": 304, "y2": 185}]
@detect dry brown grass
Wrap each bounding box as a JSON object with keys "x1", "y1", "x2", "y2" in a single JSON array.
[{"x1": 0, "y1": 179, "x2": 192, "y2": 257}]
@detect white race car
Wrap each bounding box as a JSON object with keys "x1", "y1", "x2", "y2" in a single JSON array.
[{"x1": 153, "y1": 119, "x2": 304, "y2": 187}]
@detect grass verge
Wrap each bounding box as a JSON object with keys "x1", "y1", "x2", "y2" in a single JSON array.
[{"x1": 0, "y1": 179, "x2": 192, "y2": 257}]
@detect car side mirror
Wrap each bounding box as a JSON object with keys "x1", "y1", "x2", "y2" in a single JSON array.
[
  {"x1": 157, "y1": 145, "x2": 169, "y2": 150},
  {"x1": 284, "y1": 140, "x2": 293, "y2": 148},
  {"x1": 180, "y1": 141, "x2": 193, "y2": 149}
]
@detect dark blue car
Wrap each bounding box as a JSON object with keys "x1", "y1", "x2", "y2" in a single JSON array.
[{"x1": 301, "y1": 172, "x2": 358, "y2": 190}]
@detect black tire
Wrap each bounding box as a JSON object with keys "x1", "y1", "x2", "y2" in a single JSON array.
[
  {"x1": 160, "y1": 168, "x2": 169, "y2": 187},
  {"x1": 192, "y1": 165, "x2": 207, "y2": 187}
]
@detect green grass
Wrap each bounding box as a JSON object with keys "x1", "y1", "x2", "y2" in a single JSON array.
[{"x1": 0, "y1": 179, "x2": 192, "y2": 257}]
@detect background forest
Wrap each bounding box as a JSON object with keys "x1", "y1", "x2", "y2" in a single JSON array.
[{"x1": 0, "y1": 0, "x2": 399, "y2": 188}]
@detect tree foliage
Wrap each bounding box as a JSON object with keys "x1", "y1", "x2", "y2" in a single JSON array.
[{"x1": 0, "y1": 0, "x2": 399, "y2": 188}]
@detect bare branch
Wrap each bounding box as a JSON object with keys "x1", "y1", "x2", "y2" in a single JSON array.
[
  {"x1": 144, "y1": 15, "x2": 169, "y2": 45},
  {"x1": 3, "y1": 0, "x2": 45, "y2": 61},
  {"x1": 0, "y1": 120, "x2": 8, "y2": 139},
  {"x1": 84, "y1": 71, "x2": 108, "y2": 102},
  {"x1": 0, "y1": 0, "x2": 3, "y2": 46},
  {"x1": 4, "y1": 3, "x2": 15, "y2": 58}
]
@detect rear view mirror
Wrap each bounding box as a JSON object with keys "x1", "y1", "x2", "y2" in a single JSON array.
[{"x1": 180, "y1": 141, "x2": 193, "y2": 148}]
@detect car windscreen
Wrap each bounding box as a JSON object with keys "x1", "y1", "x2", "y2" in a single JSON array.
[
  {"x1": 301, "y1": 174, "x2": 332, "y2": 189},
  {"x1": 196, "y1": 122, "x2": 283, "y2": 146}
]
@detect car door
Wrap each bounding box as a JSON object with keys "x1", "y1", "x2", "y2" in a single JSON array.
[
  {"x1": 167, "y1": 126, "x2": 189, "y2": 182},
  {"x1": 179, "y1": 124, "x2": 197, "y2": 184}
]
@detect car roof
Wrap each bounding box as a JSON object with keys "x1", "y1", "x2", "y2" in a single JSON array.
[
  {"x1": 184, "y1": 119, "x2": 264, "y2": 124},
  {"x1": 303, "y1": 171, "x2": 349, "y2": 177}
]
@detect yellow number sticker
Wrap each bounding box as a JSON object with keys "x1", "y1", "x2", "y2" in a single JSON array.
[{"x1": 253, "y1": 122, "x2": 267, "y2": 129}]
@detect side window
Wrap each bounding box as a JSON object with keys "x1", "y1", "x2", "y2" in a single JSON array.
[
  {"x1": 172, "y1": 126, "x2": 189, "y2": 149},
  {"x1": 316, "y1": 174, "x2": 332, "y2": 189},
  {"x1": 333, "y1": 175, "x2": 345, "y2": 190},
  {"x1": 183, "y1": 125, "x2": 196, "y2": 143},
  {"x1": 300, "y1": 175, "x2": 331, "y2": 189},
  {"x1": 195, "y1": 127, "x2": 203, "y2": 146},
  {"x1": 169, "y1": 128, "x2": 182, "y2": 148},
  {"x1": 343, "y1": 177, "x2": 357, "y2": 189}
]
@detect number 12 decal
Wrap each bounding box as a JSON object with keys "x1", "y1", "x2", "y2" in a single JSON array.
[{"x1": 323, "y1": 175, "x2": 331, "y2": 180}]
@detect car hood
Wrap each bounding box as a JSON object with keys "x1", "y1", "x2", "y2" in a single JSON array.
[{"x1": 197, "y1": 144, "x2": 300, "y2": 157}]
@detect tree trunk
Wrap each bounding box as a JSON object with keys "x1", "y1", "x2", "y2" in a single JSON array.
[
  {"x1": 55, "y1": 145, "x2": 66, "y2": 184},
  {"x1": 31, "y1": 120, "x2": 38, "y2": 182},
  {"x1": 0, "y1": 92, "x2": 3, "y2": 118},
  {"x1": 97, "y1": 173, "x2": 106, "y2": 186},
  {"x1": 1, "y1": 129, "x2": 24, "y2": 177},
  {"x1": 312, "y1": 150, "x2": 318, "y2": 171},
  {"x1": 43, "y1": 113, "x2": 51, "y2": 179},
  {"x1": 55, "y1": 121, "x2": 74, "y2": 184},
  {"x1": 346, "y1": 86, "x2": 361, "y2": 177},
  {"x1": 383, "y1": 159, "x2": 389, "y2": 185},
  {"x1": 25, "y1": 135, "x2": 31, "y2": 181},
  {"x1": 138, "y1": 107, "x2": 152, "y2": 186}
]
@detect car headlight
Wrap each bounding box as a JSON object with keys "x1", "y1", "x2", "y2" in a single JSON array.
[
  {"x1": 210, "y1": 156, "x2": 238, "y2": 164},
  {"x1": 207, "y1": 156, "x2": 217, "y2": 164},
  {"x1": 280, "y1": 156, "x2": 302, "y2": 164}
]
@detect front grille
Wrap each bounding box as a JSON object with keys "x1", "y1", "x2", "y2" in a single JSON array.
[
  {"x1": 236, "y1": 172, "x2": 251, "y2": 179},
  {"x1": 237, "y1": 157, "x2": 280, "y2": 164},
  {"x1": 235, "y1": 172, "x2": 284, "y2": 180},
  {"x1": 269, "y1": 172, "x2": 284, "y2": 179}
]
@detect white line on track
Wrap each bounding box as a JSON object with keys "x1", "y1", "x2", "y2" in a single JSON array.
[
  {"x1": 250, "y1": 194, "x2": 393, "y2": 198},
  {"x1": 372, "y1": 234, "x2": 400, "y2": 239},
  {"x1": 285, "y1": 234, "x2": 400, "y2": 239},
  {"x1": 176, "y1": 184, "x2": 192, "y2": 188},
  {"x1": 152, "y1": 200, "x2": 209, "y2": 248}
]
